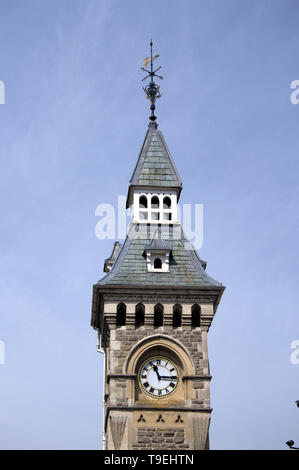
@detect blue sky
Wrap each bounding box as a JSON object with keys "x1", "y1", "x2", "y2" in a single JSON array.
[{"x1": 0, "y1": 0, "x2": 299, "y2": 449}]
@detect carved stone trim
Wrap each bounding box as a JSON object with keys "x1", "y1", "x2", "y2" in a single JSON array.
[
  {"x1": 107, "y1": 374, "x2": 137, "y2": 382},
  {"x1": 182, "y1": 375, "x2": 212, "y2": 381},
  {"x1": 105, "y1": 407, "x2": 212, "y2": 432},
  {"x1": 104, "y1": 294, "x2": 216, "y2": 304},
  {"x1": 110, "y1": 416, "x2": 127, "y2": 450},
  {"x1": 107, "y1": 406, "x2": 212, "y2": 412},
  {"x1": 193, "y1": 415, "x2": 210, "y2": 450}
]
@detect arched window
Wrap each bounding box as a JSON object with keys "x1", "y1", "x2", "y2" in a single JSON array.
[
  {"x1": 135, "y1": 303, "x2": 145, "y2": 328},
  {"x1": 191, "y1": 304, "x2": 201, "y2": 328},
  {"x1": 154, "y1": 304, "x2": 163, "y2": 328},
  {"x1": 139, "y1": 195, "x2": 147, "y2": 209},
  {"x1": 173, "y1": 304, "x2": 182, "y2": 328},
  {"x1": 163, "y1": 196, "x2": 171, "y2": 209},
  {"x1": 116, "y1": 303, "x2": 126, "y2": 327},
  {"x1": 151, "y1": 196, "x2": 160, "y2": 209},
  {"x1": 154, "y1": 257, "x2": 162, "y2": 269}
]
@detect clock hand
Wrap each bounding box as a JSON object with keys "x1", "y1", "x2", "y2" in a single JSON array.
[
  {"x1": 153, "y1": 364, "x2": 161, "y2": 380},
  {"x1": 159, "y1": 376, "x2": 177, "y2": 380}
]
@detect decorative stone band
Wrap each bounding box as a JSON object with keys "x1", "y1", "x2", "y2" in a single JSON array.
[
  {"x1": 107, "y1": 407, "x2": 212, "y2": 411},
  {"x1": 182, "y1": 375, "x2": 212, "y2": 381},
  {"x1": 104, "y1": 294, "x2": 216, "y2": 304},
  {"x1": 107, "y1": 374, "x2": 137, "y2": 382},
  {"x1": 105, "y1": 406, "x2": 213, "y2": 431}
]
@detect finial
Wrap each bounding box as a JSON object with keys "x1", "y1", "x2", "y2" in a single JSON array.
[{"x1": 141, "y1": 40, "x2": 163, "y2": 127}]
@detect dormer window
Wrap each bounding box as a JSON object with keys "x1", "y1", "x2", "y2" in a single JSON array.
[{"x1": 144, "y1": 229, "x2": 172, "y2": 272}]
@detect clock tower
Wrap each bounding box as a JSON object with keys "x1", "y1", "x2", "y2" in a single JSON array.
[{"x1": 91, "y1": 43, "x2": 224, "y2": 450}]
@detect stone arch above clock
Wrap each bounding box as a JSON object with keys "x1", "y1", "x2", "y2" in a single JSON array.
[
  {"x1": 125, "y1": 335, "x2": 195, "y2": 376},
  {"x1": 125, "y1": 335, "x2": 196, "y2": 405}
]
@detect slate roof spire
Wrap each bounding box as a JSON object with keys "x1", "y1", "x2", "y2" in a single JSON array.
[{"x1": 126, "y1": 125, "x2": 182, "y2": 208}]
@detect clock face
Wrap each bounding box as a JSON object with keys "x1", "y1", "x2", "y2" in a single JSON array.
[{"x1": 138, "y1": 357, "x2": 180, "y2": 398}]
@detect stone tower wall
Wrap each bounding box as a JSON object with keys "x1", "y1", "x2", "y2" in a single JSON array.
[{"x1": 102, "y1": 300, "x2": 214, "y2": 450}]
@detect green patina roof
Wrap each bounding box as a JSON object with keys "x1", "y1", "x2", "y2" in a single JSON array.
[
  {"x1": 97, "y1": 225, "x2": 221, "y2": 287},
  {"x1": 129, "y1": 125, "x2": 182, "y2": 189}
]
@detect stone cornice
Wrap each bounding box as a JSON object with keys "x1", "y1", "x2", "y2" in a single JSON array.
[
  {"x1": 182, "y1": 375, "x2": 212, "y2": 381},
  {"x1": 103, "y1": 293, "x2": 217, "y2": 303},
  {"x1": 91, "y1": 284, "x2": 225, "y2": 331},
  {"x1": 107, "y1": 374, "x2": 137, "y2": 382}
]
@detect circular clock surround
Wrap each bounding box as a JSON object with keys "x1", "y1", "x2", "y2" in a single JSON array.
[{"x1": 138, "y1": 356, "x2": 180, "y2": 399}]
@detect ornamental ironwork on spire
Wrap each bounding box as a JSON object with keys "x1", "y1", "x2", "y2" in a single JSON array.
[{"x1": 141, "y1": 40, "x2": 163, "y2": 126}]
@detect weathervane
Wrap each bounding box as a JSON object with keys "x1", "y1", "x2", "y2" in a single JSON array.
[{"x1": 141, "y1": 40, "x2": 163, "y2": 126}]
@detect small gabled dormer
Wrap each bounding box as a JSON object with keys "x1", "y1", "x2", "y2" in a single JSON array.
[{"x1": 144, "y1": 230, "x2": 172, "y2": 272}]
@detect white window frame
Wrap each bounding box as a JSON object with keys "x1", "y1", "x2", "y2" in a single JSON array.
[
  {"x1": 145, "y1": 250, "x2": 170, "y2": 272},
  {"x1": 133, "y1": 191, "x2": 177, "y2": 224}
]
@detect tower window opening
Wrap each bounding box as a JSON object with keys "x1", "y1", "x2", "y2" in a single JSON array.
[
  {"x1": 163, "y1": 196, "x2": 171, "y2": 209},
  {"x1": 139, "y1": 211, "x2": 148, "y2": 220},
  {"x1": 154, "y1": 304, "x2": 163, "y2": 328},
  {"x1": 173, "y1": 304, "x2": 182, "y2": 328},
  {"x1": 135, "y1": 303, "x2": 145, "y2": 328},
  {"x1": 154, "y1": 257, "x2": 162, "y2": 269},
  {"x1": 116, "y1": 303, "x2": 126, "y2": 327},
  {"x1": 151, "y1": 212, "x2": 160, "y2": 221},
  {"x1": 191, "y1": 304, "x2": 201, "y2": 328},
  {"x1": 139, "y1": 195, "x2": 148, "y2": 209},
  {"x1": 163, "y1": 212, "x2": 172, "y2": 221},
  {"x1": 151, "y1": 196, "x2": 159, "y2": 209}
]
